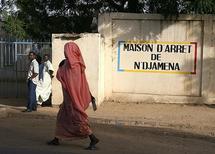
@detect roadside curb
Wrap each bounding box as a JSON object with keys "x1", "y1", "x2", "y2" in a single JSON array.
[
  {"x1": 0, "y1": 109, "x2": 215, "y2": 137},
  {"x1": 89, "y1": 117, "x2": 215, "y2": 137},
  {"x1": 0, "y1": 107, "x2": 8, "y2": 118},
  {"x1": 2, "y1": 107, "x2": 215, "y2": 138}
]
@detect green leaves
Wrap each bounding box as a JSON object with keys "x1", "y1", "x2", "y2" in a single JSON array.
[
  {"x1": 185, "y1": 0, "x2": 215, "y2": 14},
  {"x1": 1, "y1": 0, "x2": 215, "y2": 40},
  {"x1": 2, "y1": 13, "x2": 27, "y2": 39}
]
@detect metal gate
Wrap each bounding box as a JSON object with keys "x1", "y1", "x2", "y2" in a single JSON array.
[{"x1": 0, "y1": 39, "x2": 51, "y2": 98}]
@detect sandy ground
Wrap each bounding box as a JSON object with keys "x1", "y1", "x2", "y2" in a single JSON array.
[
  {"x1": 0, "y1": 98, "x2": 215, "y2": 137},
  {"x1": 0, "y1": 117, "x2": 215, "y2": 154}
]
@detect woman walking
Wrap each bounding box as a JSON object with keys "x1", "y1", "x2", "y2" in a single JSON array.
[{"x1": 48, "y1": 42, "x2": 99, "y2": 150}]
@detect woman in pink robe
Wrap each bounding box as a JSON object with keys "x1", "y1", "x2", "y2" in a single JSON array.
[{"x1": 47, "y1": 42, "x2": 99, "y2": 150}]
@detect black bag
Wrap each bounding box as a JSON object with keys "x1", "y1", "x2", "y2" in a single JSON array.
[{"x1": 91, "y1": 96, "x2": 97, "y2": 111}]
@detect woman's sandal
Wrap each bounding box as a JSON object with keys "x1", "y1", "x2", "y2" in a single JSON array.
[
  {"x1": 47, "y1": 138, "x2": 60, "y2": 146},
  {"x1": 85, "y1": 137, "x2": 99, "y2": 150}
]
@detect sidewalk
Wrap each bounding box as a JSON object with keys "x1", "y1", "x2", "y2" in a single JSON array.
[{"x1": 0, "y1": 98, "x2": 215, "y2": 137}]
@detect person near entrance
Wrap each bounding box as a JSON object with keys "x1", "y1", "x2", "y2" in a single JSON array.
[
  {"x1": 23, "y1": 51, "x2": 39, "y2": 112},
  {"x1": 36, "y1": 54, "x2": 54, "y2": 107},
  {"x1": 47, "y1": 42, "x2": 99, "y2": 150}
]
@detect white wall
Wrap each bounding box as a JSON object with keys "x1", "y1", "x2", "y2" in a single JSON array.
[
  {"x1": 52, "y1": 14, "x2": 215, "y2": 105},
  {"x1": 98, "y1": 13, "x2": 215, "y2": 104}
]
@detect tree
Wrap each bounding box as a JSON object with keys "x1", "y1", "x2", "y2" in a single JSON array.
[
  {"x1": 146, "y1": 0, "x2": 215, "y2": 15},
  {"x1": 0, "y1": 0, "x2": 27, "y2": 38},
  {"x1": 14, "y1": 0, "x2": 99, "y2": 40},
  {"x1": 184, "y1": 0, "x2": 215, "y2": 14},
  {"x1": 2, "y1": 0, "x2": 215, "y2": 40},
  {"x1": 147, "y1": 0, "x2": 181, "y2": 16},
  {"x1": 2, "y1": 13, "x2": 27, "y2": 38}
]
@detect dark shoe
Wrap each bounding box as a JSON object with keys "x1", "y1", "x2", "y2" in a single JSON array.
[
  {"x1": 85, "y1": 145, "x2": 97, "y2": 150},
  {"x1": 22, "y1": 109, "x2": 32, "y2": 112},
  {"x1": 32, "y1": 107, "x2": 37, "y2": 111},
  {"x1": 87, "y1": 134, "x2": 99, "y2": 150},
  {"x1": 41, "y1": 104, "x2": 52, "y2": 107},
  {"x1": 47, "y1": 138, "x2": 59, "y2": 146},
  {"x1": 90, "y1": 137, "x2": 99, "y2": 146}
]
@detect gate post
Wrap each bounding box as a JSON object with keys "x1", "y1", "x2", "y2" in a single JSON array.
[{"x1": 14, "y1": 42, "x2": 18, "y2": 98}]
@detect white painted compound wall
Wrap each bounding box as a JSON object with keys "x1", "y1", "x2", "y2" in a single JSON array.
[
  {"x1": 98, "y1": 13, "x2": 215, "y2": 104},
  {"x1": 52, "y1": 13, "x2": 215, "y2": 105}
]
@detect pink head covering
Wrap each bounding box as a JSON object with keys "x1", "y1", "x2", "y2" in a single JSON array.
[{"x1": 64, "y1": 42, "x2": 86, "y2": 70}]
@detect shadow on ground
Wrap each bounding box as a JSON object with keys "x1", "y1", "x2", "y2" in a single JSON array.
[{"x1": 0, "y1": 98, "x2": 26, "y2": 107}]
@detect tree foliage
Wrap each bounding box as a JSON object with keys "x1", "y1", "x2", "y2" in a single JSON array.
[
  {"x1": 2, "y1": 13, "x2": 27, "y2": 38},
  {"x1": 1, "y1": 0, "x2": 215, "y2": 40},
  {"x1": 184, "y1": 0, "x2": 215, "y2": 14}
]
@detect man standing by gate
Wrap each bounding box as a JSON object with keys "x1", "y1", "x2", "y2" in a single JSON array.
[{"x1": 23, "y1": 51, "x2": 39, "y2": 112}]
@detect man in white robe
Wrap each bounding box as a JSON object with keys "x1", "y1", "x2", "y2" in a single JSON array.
[{"x1": 36, "y1": 54, "x2": 54, "y2": 107}]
